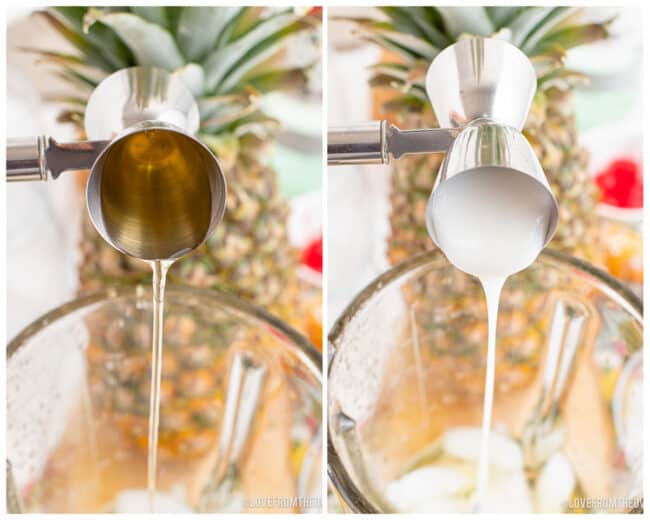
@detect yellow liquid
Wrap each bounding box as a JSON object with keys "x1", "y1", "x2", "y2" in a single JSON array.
[
  {"x1": 100, "y1": 128, "x2": 214, "y2": 260},
  {"x1": 147, "y1": 259, "x2": 172, "y2": 511},
  {"x1": 100, "y1": 129, "x2": 216, "y2": 511}
]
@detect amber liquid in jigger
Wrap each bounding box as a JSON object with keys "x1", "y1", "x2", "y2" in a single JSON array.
[
  {"x1": 103, "y1": 129, "x2": 215, "y2": 510},
  {"x1": 100, "y1": 129, "x2": 214, "y2": 262}
]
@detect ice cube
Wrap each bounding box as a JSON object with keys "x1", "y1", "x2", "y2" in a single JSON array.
[
  {"x1": 535, "y1": 452, "x2": 576, "y2": 513},
  {"x1": 443, "y1": 427, "x2": 524, "y2": 470},
  {"x1": 113, "y1": 488, "x2": 193, "y2": 513},
  {"x1": 386, "y1": 465, "x2": 472, "y2": 513}
]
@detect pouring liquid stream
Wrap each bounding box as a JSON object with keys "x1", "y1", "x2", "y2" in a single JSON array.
[
  {"x1": 98, "y1": 129, "x2": 216, "y2": 512},
  {"x1": 474, "y1": 276, "x2": 504, "y2": 510},
  {"x1": 147, "y1": 259, "x2": 173, "y2": 511},
  {"x1": 430, "y1": 167, "x2": 553, "y2": 511}
]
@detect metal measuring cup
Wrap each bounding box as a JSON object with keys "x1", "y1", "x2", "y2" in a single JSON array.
[
  {"x1": 6, "y1": 66, "x2": 227, "y2": 260},
  {"x1": 327, "y1": 37, "x2": 559, "y2": 247}
]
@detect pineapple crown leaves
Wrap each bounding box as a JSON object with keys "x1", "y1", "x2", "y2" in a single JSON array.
[
  {"x1": 29, "y1": 6, "x2": 320, "y2": 148},
  {"x1": 342, "y1": 6, "x2": 611, "y2": 114}
]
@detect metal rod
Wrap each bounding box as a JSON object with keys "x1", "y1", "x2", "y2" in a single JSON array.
[
  {"x1": 6, "y1": 136, "x2": 46, "y2": 181},
  {"x1": 328, "y1": 121, "x2": 388, "y2": 165},
  {"x1": 387, "y1": 125, "x2": 458, "y2": 160},
  {"x1": 7, "y1": 136, "x2": 110, "y2": 182},
  {"x1": 328, "y1": 121, "x2": 457, "y2": 165}
]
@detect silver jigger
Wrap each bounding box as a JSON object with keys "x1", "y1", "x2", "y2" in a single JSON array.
[
  {"x1": 328, "y1": 36, "x2": 559, "y2": 246},
  {"x1": 7, "y1": 66, "x2": 227, "y2": 260}
]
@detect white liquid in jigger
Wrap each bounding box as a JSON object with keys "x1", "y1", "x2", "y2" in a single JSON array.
[{"x1": 429, "y1": 167, "x2": 553, "y2": 511}]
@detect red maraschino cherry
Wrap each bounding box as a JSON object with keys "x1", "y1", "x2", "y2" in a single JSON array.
[
  {"x1": 302, "y1": 236, "x2": 322, "y2": 273},
  {"x1": 595, "y1": 158, "x2": 643, "y2": 209}
]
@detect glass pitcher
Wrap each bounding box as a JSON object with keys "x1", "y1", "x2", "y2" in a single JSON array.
[
  {"x1": 8, "y1": 286, "x2": 322, "y2": 513},
  {"x1": 328, "y1": 250, "x2": 642, "y2": 514}
]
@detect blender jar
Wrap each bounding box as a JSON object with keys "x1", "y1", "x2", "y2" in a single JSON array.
[
  {"x1": 328, "y1": 250, "x2": 642, "y2": 513},
  {"x1": 8, "y1": 286, "x2": 322, "y2": 513}
]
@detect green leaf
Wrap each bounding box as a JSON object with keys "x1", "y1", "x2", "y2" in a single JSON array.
[
  {"x1": 521, "y1": 7, "x2": 575, "y2": 54},
  {"x1": 378, "y1": 7, "x2": 449, "y2": 49},
  {"x1": 401, "y1": 7, "x2": 452, "y2": 49},
  {"x1": 199, "y1": 93, "x2": 259, "y2": 131},
  {"x1": 350, "y1": 18, "x2": 439, "y2": 60},
  {"x1": 56, "y1": 110, "x2": 85, "y2": 125},
  {"x1": 49, "y1": 6, "x2": 88, "y2": 30},
  {"x1": 230, "y1": 111, "x2": 280, "y2": 139},
  {"x1": 37, "y1": 10, "x2": 114, "y2": 71},
  {"x1": 164, "y1": 7, "x2": 183, "y2": 35},
  {"x1": 219, "y1": 18, "x2": 316, "y2": 94},
  {"x1": 21, "y1": 47, "x2": 105, "y2": 86},
  {"x1": 175, "y1": 7, "x2": 240, "y2": 62},
  {"x1": 83, "y1": 12, "x2": 135, "y2": 69},
  {"x1": 537, "y1": 68, "x2": 589, "y2": 91},
  {"x1": 382, "y1": 94, "x2": 428, "y2": 114},
  {"x1": 199, "y1": 92, "x2": 255, "y2": 116},
  {"x1": 485, "y1": 7, "x2": 523, "y2": 29},
  {"x1": 369, "y1": 73, "x2": 406, "y2": 89},
  {"x1": 377, "y1": 7, "x2": 428, "y2": 38},
  {"x1": 129, "y1": 7, "x2": 169, "y2": 28},
  {"x1": 369, "y1": 62, "x2": 410, "y2": 82},
  {"x1": 420, "y1": 8, "x2": 448, "y2": 34},
  {"x1": 54, "y1": 66, "x2": 99, "y2": 92},
  {"x1": 20, "y1": 48, "x2": 87, "y2": 66},
  {"x1": 48, "y1": 96, "x2": 88, "y2": 107},
  {"x1": 203, "y1": 12, "x2": 310, "y2": 93},
  {"x1": 529, "y1": 44, "x2": 566, "y2": 77},
  {"x1": 373, "y1": 59, "x2": 428, "y2": 84},
  {"x1": 369, "y1": 73, "x2": 427, "y2": 100},
  {"x1": 240, "y1": 67, "x2": 309, "y2": 94},
  {"x1": 531, "y1": 21, "x2": 610, "y2": 56},
  {"x1": 92, "y1": 12, "x2": 184, "y2": 70},
  {"x1": 203, "y1": 109, "x2": 280, "y2": 140},
  {"x1": 506, "y1": 7, "x2": 556, "y2": 48},
  {"x1": 50, "y1": 7, "x2": 133, "y2": 70},
  {"x1": 437, "y1": 7, "x2": 494, "y2": 39},
  {"x1": 219, "y1": 7, "x2": 264, "y2": 44},
  {"x1": 369, "y1": 62, "x2": 426, "y2": 96}
]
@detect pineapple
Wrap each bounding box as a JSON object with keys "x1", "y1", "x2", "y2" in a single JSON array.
[
  {"x1": 342, "y1": 6, "x2": 614, "y2": 387},
  {"x1": 336, "y1": 11, "x2": 618, "y2": 495},
  {"x1": 344, "y1": 6, "x2": 610, "y2": 266},
  {"x1": 26, "y1": 6, "x2": 321, "y2": 473},
  {"x1": 32, "y1": 6, "x2": 321, "y2": 326},
  {"x1": 343, "y1": 6, "x2": 613, "y2": 373},
  {"x1": 85, "y1": 301, "x2": 230, "y2": 459}
]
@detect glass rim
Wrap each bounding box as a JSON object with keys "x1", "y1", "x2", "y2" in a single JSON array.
[
  {"x1": 7, "y1": 284, "x2": 322, "y2": 383},
  {"x1": 327, "y1": 248, "x2": 643, "y2": 514}
]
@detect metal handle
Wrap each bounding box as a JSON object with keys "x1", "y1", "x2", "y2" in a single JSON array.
[
  {"x1": 328, "y1": 121, "x2": 388, "y2": 165},
  {"x1": 7, "y1": 136, "x2": 110, "y2": 182},
  {"x1": 6, "y1": 136, "x2": 47, "y2": 181},
  {"x1": 328, "y1": 121, "x2": 457, "y2": 166}
]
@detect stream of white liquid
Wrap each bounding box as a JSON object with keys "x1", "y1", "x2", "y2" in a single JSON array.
[
  {"x1": 475, "y1": 276, "x2": 504, "y2": 510},
  {"x1": 429, "y1": 167, "x2": 553, "y2": 511}
]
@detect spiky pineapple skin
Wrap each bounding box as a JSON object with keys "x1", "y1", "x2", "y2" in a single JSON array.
[{"x1": 38, "y1": 6, "x2": 322, "y2": 332}]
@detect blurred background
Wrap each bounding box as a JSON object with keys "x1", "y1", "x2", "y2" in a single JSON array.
[
  {"x1": 6, "y1": 7, "x2": 324, "y2": 513},
  {"x1": 327, "y1": 6, "x2": 643, "y2": 327},
  {"x1": 7, "y1": 7, "x2": 323, "y2": 342},
  {"x1": 326, "y1": 7, "x2": 643, "y2": 513}
]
